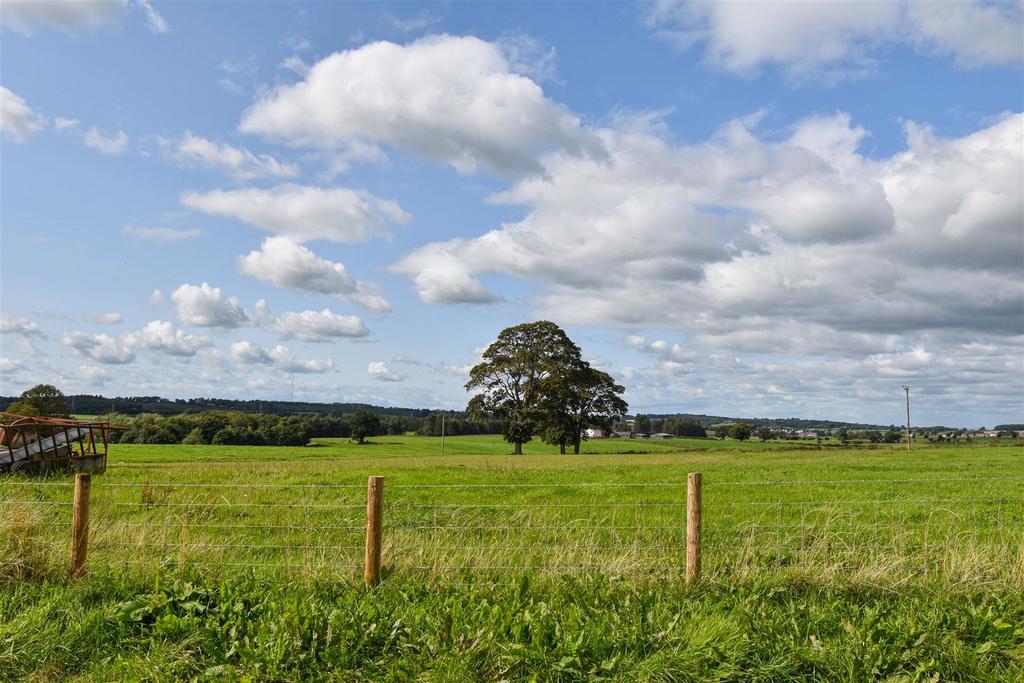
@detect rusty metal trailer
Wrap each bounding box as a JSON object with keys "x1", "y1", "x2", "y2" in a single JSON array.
[{"x1": 0, "y1": 413, "x2": 121, "y2": 474}]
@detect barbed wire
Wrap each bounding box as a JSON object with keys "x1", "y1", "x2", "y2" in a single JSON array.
[
  {"x1": 0, "y1": 499, "x2": 73, "y2": 506},
  {"x1": 96, "y1": 521, "x2": 366, "y2": 532},
  {"x1": 703, "y1": 476, "x2": 1024, "y2": 487},
  {"x1": 401, "y1": 564, "x2": 686, "y2": 571},
  {"x1": 27, "y1": 537, "x2": 1021, "y2": 551},
  {"x1": 4, "y1": 475, "x2": 1022, "y2": 489},
  {"x1": 712, "y1": 497, "x2": 1016, "y2": 508},
  {"x1": 97, "y1": 541, "x2": 365, "y2": 551},
  {"x1": 100, "y1": 501, "x2": 366, "y2": 509},
  {"x1": 405, "y1": 524, "x2": 683, "y2": 531},
  {"x1": 7, "y1": 474, "x2": 1021, "y2": 580},
  {"x1": 704, "y1": 521, "x2": 1022, "y2": 531}
]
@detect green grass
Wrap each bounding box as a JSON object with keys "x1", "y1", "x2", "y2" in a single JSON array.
[
  {"x1": 104, "y1": 434, "x2": 808, "y2": 464},
  {"x1": 99, "y1": 433, "x2": 899, "y2": 465},
  {"x1": 2, "y1": 572, "x2": 1021, "y2": 681},
  {"x1": 2, "y1": 436, "x2": 1022, "y2": 680}
]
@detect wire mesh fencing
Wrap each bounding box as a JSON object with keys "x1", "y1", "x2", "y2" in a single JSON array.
[{"x1": 2, "y1": 474, "x2": 1022, "y2": 587}]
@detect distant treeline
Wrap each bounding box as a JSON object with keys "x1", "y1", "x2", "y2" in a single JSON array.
[
  {"x1": 105, "y1": 410, "x2": 713, "y2": 446},
  {"x1": 639, "y1": 413, "x2": 959, "y2": 432},
  {"x1": 101, "y1": 410, "x2": 508, "y2": 446},
  {"x1": 415, "y1": 413, "x2": 505, "y2": 436},
  {"x1": 0, "y1": 394, "x2": 434, "y2": 419},
  {"x1": 0, "y1": 393, "x2": 971, "y2": 433},
  {"x1": 107, "y1": 411, "x2": 400, "y2": 446},
  {"x1": 616, "y1": 417, "x2": 707, "y2": 437}
]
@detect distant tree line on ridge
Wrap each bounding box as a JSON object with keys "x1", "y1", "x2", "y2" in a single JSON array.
[
  {"x1": 0, "y1": 384, "x2": 509, "y2": 446},
  {"x1": 0, "y1": 392, "x2": 433, "y2": 419},
  {"x1": 109, "y1": 410, "x2": 511, "y2": 446},
  {"x1": 615, "y1": 415, "x2": 707, "y2": 437}
]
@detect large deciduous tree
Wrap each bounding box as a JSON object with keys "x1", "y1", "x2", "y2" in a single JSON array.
[
  {"x1": 467, "y1": 321, "x2": 628, "y2": 455},
  {"x1": 5, "y1": 384, "x2": 70, "y2": 418},
  {"x1": 465, "y1": 321, "x2": 586, "y2": 455}
]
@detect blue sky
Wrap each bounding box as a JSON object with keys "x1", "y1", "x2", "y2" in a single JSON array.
[{"x1": 1, "y1": 0, "x2": 1022, "y2": 427}]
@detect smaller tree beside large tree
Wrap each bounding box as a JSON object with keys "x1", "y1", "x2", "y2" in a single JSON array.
[
  {"x1": 538, "y1": 364, "x2": 627, "y2": 454},
  {"x1": 564, "y1": 367, "x2": 627, "y2": 454}
]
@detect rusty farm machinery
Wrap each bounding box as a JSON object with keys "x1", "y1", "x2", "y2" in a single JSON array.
[{"x1": 0, "y1": 413, "x2": 123, "y2": 474}]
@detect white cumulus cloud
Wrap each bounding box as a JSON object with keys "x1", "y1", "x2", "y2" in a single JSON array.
[
  {"x1": 170, "y1": 282, "x2": 248, "y2": 328},
  {"x1": 0, "y1": 86, "x2": 45, "y2": 142},
  {"x1": 646, "y1": 0, "x2": 1023, "y2": 78},
  {"x1": 239, "y1": 35, "x2": 605, "y2": 177},
  {"x1": 908, "y1": 0, "x2": 1024, "y2": 67},
  {"x1": 269, "y1": 345, "x2": 333, "y2": 374},
  {"x1": 231, "y1": 340, "x2": 333, "y2": 374},
  {"x1": 0, "y1": 0, "x2": 170, "y2": 35},
  {"x1": 239, "y1": 236, "x2": 391, "y2": 312},
  {"x1": 0, "y1": 0, "x2": 125, "y2": 33},
  {"x1": 181, "y1": 184, "x2": 410, "y2": 243},
  {"x1": 394, "y1": 111, "x2": 1023, "y2": 347},
  {"x1": 63, "y1": 331, "x2": 135, "y2": 364},
  {"x1": 230, "y1": 340, "x2": 273, "y2": 365},
  {"x1": 252, "y1": 300, "x2": 368, "y2": 342},
  {"x1": 170, "y1": 131, "x2": 298, "y2": 180},
  {"x1": 54, "y1": 116, "x2": 79, "y2": 131},
  {"x1": 391, "y1": 241, "x2": 502, "y2": 304},
  {"x1": 84, "y1": 126, "x2": 129, "y2": 154},
  {"x1": 123, "y1": 321, "x2": 211, "y2": 357},
  {"x1": 0, "y1": 314, "x2": 45, "y2": 337},
  {"x1": 367, "y1": 361, "x2": 405, "y2": 382}
]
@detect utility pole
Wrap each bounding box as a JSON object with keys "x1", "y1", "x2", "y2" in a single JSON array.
[
  {"x1": 902, "y1": 385, "x2": 911, "y2": 451},
  {"x1": 440, "y1": 412, "x2": 445, "y2": 454}
]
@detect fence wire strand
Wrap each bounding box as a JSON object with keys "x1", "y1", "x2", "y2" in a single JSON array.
[{"x1": 4, "y1": 475, "x2": 1022, "y2": 581}]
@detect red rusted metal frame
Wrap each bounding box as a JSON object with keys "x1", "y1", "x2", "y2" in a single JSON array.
[
  {"x1": 0, "y1": 413, "x2": 126, "y2": 472},
  {"x1": 75, "y1": 427, "x2": 88, "y2": 457}
]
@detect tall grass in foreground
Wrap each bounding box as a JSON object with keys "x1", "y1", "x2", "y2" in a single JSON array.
[{"x1": 0, "y1": 568, "x2": 1021, "y2": 681}]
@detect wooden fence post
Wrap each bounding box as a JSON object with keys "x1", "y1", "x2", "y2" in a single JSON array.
[
  {"x1": 70, "y1": 473, "x2": 91, "y2": 578},
  {"x1": 686, "y1": 472, "x2": 702, "y2": 585},
  {"x1": 364, "y1": 475, "x2": 384, "y2": 586}
]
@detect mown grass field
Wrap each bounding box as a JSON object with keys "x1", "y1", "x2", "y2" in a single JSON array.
[{"x1": 2, "y1": 436, "x2": 1022, "y2": 680}]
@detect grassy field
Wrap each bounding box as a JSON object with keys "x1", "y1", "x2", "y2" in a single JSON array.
[{"x1": 1, "y1": 436, "x2": 1022, "y2": 680}]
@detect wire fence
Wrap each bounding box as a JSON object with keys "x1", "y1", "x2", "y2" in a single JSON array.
[{"x1": 2, "y1": 474, "x2": 1022, "y2": 587}]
